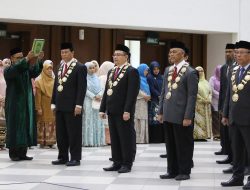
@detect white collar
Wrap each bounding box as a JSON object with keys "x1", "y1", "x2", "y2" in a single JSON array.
[
  {"x1": 116, "y1": 62, "x2": 127, "y2": 69},
  {"x1": 173, "y1": 60, "x2": 187, "y2": 73}
]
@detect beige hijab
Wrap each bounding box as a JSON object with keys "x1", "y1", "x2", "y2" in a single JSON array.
[{"x1": 35, "y1": 60, "x2": 54, "y2": 98}]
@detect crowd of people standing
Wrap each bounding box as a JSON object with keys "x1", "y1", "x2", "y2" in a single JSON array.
[{"x1": 0, "y1": 39, "x2": 250, "y2": 189}]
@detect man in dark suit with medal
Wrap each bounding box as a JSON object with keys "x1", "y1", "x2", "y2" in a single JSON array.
[
  {"x1": 51, "y1": 42, "x2": 87, "y2": 166},
  {"x1": 221, "y1": 40, "x2": 250, "y2": 189},
  {"x1": 99, "y1": 44, "x2": 140, "y2": 173},
  {"x1": 158, "y1": 41, "x2": 198, "y2": 181}
]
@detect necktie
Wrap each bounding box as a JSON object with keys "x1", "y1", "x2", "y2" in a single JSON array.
[
  {"x1": 238, "y1": 67, "x2": 245, "y2": 83},
  {"x1": 114, "y1": 68, "x2": 120, "y2": 80},
  {"x1": 62, "y1": 63, "x2": 68, "y2": 76},
  {"x1": 172, "y1": 66, "x2": 178, "y2": 81}
]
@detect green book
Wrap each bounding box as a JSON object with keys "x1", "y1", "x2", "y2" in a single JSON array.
[{"x1": 31, "y1": 39, "x2": 45, "y2": 56}]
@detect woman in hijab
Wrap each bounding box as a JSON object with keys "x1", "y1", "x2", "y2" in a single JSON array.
[
  {"x1": 98, "y1": 61, "x2": 114, "y2": 144},
  {"x1": 35, "y1": 60, "x2": 56, "y2": 148},
  {"x1": 147, "y1": 61, "x2": 164, "y2": 143},
  {"x1": 91, "y1": 60, "x2": 99, "y2": 74},
  {"x1": 82, "y1": 61, "x2": 105, "y2": 147},
  {"x1": 194, "y1": 66, "x2": 212, "y2": 140},
  {"x1": 0, "y1": 59, "x2": 8, "y2": 150},
  {"x1": 135, "y1": 64, "x2": 151, "y2": 143},
  {"x1": 209, "y1": 65, "x2": 221, "y2": 140}
]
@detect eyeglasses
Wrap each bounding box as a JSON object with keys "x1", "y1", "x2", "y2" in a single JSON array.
[
  {"x1": 234, "y1": 51, "x2": 250, "y2": 55},
  {"x1": 112, "y1": 53, "x2": 126, "y2": 57}
]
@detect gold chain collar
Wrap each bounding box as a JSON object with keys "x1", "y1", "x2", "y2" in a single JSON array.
[
  {"x1": 165, "y1": 63, "x2": 189, "y2": 99},
  {"x1": 57, "y1": 60, "x2": 77, "y2": 92},
  {"x1": 231, "y1": 66, "x2": 250, "y2": 102},
  {"x1": 106, "y1": 63, "x2": 130, "y2": 96}
]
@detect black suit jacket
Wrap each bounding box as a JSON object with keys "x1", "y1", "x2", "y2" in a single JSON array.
[
  {"x1": 223, "y1": 66, "x2": 250, "y2": 126},
  {"x1": 51, "y1": 61, "x2": 87, "y2": 112},
  {"x1": 218, "y1": 64, "x2": 229, "y2": 111},
  {"x1": 100, "y1": 66, "x2": 140, "y2": 116}
]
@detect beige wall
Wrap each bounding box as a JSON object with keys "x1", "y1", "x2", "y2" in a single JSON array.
[{"x1": 206, "y1": 34, "x2": 234, "y2": 79}]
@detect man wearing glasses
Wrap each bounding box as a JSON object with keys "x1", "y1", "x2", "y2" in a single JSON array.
[
  {"x1": 221, "y1": 40, "x2": 250, "y2": 189},
  {"x1": 4, "y1": 47, "x2": 44, "y2": 161},
  {"x1": 100, "y1": 44, "x2": 140, "y2": 173}
]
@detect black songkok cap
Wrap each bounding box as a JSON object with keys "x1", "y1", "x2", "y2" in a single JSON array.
[
  {"x1": 10, "y1": 47, "x2": 22, "y2": 56},
  {"x1": 225, "y1": 43, "x2": 235, "y2": 49},
  {"x1": 61, "y1": 42, "x2": 74, "y2": 51},
  {"x1": 184, "y1": 47, "x2": 190, "y2": 55},
  {"x1": 237, "y1": 40, "x2": 250, "y2": 50},
  {"x1": 115, "y1": 44, "x2": 130, "y2": 55},
  {"x1": 234, "y1": 42, "x2": 239, "y2": 49},
  {"x1": 170, "y1": 41, "x2": 186, "y2": 51}
]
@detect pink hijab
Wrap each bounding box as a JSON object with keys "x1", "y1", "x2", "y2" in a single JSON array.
[
  {"x1": 0, "y1": 60, "x2": 7, "y2": 97},
  {"x1": 210, "y1": 65, "x2": 221, "y2": 92}
]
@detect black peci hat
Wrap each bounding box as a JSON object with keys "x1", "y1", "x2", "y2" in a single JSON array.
[
  {"x1": 184, "y1": 47, "x2": 190, "y2": 55},
  {"x1": 61, "y1": 42, "x2": 74, "y2": 51},
  {"x1": 236, "y1": 40, "x2": 250, "y2": 50},
  {"x1": 10, "y1": 47, "x2": 22, "y2": 56},
  {"x1": 225, "y1": 43, "x2": 235, "y2": 49},
  {"x1": 170, "y1": 41, "x2": 186, "y2": 51},
  {"x1": 115, "y1": 44, "x2": 130, "y2": 55}
]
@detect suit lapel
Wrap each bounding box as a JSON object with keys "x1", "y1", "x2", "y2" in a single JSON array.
[
  {"x1": 241, "y1": 66, "x2": 250, "y2": 81},
  {"x1": 235, "y1": 68, "x2": 240, "y2": 84}
]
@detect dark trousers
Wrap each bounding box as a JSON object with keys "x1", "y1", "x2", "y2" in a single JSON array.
[
  {"x1": 56, "y1": 111, "x2": 82, "y2": 161},
  {"x1": 148, "y1": 124, "x2": 165, "y2": 143},
  {"x1": 231, "y1": 124, "x2": 250, "y2": 180},
  {"x1": 9, "y1": 147, "x2": 27, "y2": 159},
  {"x1": 220, "y1": 122, "x2": 232, "y2": 159},
  {"x1": 108, "y1": 114, "x2": 136, "y2": 168},
  {"x1": 163, "y1": 121, "x2": 194, "y2": 175}
]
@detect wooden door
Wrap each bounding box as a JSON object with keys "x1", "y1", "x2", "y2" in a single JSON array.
[{"x1": 140, "y1": 41, "x2": 170, "y2": 74}]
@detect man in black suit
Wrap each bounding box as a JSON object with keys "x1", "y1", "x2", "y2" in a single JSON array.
[
  {"x1": 221, "y1": 40, "x2": 250, "y2": 189},
  {"x1": 99, "y1": 44, "x2": 140, "y2": 173},
  {"x1": 216, "y1": 43, "x2": 235, "y2": 165},
  {"x1": 51, "y1": 42, "x2": 87, "y2": 166}
]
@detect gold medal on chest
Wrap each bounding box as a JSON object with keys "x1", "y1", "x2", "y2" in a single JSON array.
[
  {"x1": 181, "y1": 67, "x2": 187, "y2": 73},
  {"x1": 244, "y1": 75, "x2": 250, "y2": 81},
  {"x1": 62, "y1": 77, "x2": 67, "y2": 82},
  {"x1": 168, "y1": 76, "x2": 172, "y2": 81},
  {"x1": 237, "y1": 83, "x2": 244, "y2": 90},
  {"x1": 175, "y1": 76, "x2": 180, "y2": 82},
  {"x1": 57, "y1": 85, "x2": 63, "y2": 92},
  {"x1": 172, "y1": 83, "x2": 178, "y2": 89},
  {"x1": 232, "y1": 85, "x2": 237, "y2": 91},
  {"x1": 119, "y1": 73, "x2": 124, "y2": 78},
  {"x1": 231, "y1": 75, "x2": 235, "y2": 81},
  {"x1": 166, "y1": 92, "x2": 171, "y2": 99},
  {"x1": 107, "y1": 89, "x2": 113, "y2": 96},
  {"x1": 232, "y1": 93, "x2": 239, "y2": 102}
]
